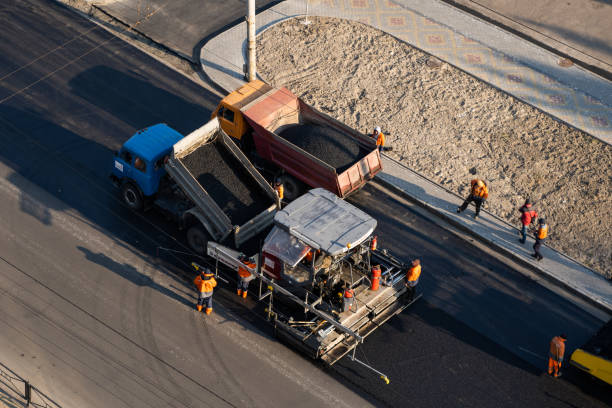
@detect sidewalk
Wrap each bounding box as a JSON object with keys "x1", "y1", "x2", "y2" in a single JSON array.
[{"x1": 200, "y1": 0, "x2": 612, "y2": 313}]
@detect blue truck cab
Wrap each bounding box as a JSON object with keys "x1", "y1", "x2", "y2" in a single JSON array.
[{"x1": 111, "y1": 124, "x2": 183, "y2": 210}]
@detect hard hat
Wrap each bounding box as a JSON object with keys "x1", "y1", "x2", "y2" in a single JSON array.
[{"x1": 374, "y1": 126, "x2": 381, "y2": 133}]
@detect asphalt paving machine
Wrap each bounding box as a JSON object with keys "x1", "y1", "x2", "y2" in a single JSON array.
[{"x1": 207, "y1": 188, "x2": 419, "y2": 381}]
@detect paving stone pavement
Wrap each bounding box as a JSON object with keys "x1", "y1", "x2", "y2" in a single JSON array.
[{"x1": 200, "y1": 0, "x2": 612, "y2": 312}]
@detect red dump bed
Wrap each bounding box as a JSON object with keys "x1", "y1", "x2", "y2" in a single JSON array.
[{"x1": 241, "y1": 87, "x2": 382, "y2": 198}]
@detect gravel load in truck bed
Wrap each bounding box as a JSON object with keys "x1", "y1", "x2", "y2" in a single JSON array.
[
  {"x1": 277, "y1": 124, "x2": 367, "y2": 172},
  {"x1": 180, "y1": 141, "x2": 271, "y2": 225}
]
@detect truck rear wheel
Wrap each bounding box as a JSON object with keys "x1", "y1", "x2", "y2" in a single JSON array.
[
  {"x1": 121, "y1": 182, "x2": 143, "y2": 211},
  {"x1": 278, "y1": 174, "x2": 305, "y2": 201},
  {"x1": 187, "y1": 225, "x2": 209, "y2": 255}
]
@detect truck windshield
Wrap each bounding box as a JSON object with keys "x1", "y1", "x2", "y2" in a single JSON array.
[{"x1": 263, "y1": 227, "x2": 311, "y2": 267}]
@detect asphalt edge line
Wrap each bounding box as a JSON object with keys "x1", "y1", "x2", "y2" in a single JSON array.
[{"x1": 373, "y1": 175, "x2": 612, "y2": 315}]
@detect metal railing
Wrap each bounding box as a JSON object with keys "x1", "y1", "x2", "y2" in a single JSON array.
[{"x1": 0, "y1": 361, "x2": 61, "y2": 408}]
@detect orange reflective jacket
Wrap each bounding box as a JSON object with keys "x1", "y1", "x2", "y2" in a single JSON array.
[
  {"x1": 194, "y1": 274, "x2": 217, "y2": 294},
  {"x1": 549, "y1": 336, "x2": 566, "y2": 361},
  {"x1": 238, "y1": 260, "x2": 255, "y2": 278},
  {"x1": 537, "y1": 224, "x2": 548, "y2": 240},
  {"x1": 275, "y1": 184, "x2": 284, "y2": 200},
  {"x1": 406, "y1": 265, "x2": 421, "y2": 282},
  {"x1": 376, "y1": 132, "x2": 385, "y2": 147},
  {"x1": 471, "y1": 179, "x2": 489, "y2": 199}
]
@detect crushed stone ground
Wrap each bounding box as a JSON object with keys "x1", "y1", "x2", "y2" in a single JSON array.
[{"x1": 257, "y1": 17, "x2": 611, "y2": 277}]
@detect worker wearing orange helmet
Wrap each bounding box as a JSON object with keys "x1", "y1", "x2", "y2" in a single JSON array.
[
  {"x1": 237, "y1": 254, "x2": 256, "y2": 299},
  {"x1": 548, "y1": 334, "x2": 567, "y2": 378},
  {"x1": 371, "y1": 126, "x2": 385, "y2": 152},
  {"x1": 406, "y1": 259, "x2": 421, "y2": 301},
  {"x1": 193, "y1": 268, "x2": 217, "y2": 315},
  {"x1": 457, "y1": 178, "x2": 489, "y2": 219}
]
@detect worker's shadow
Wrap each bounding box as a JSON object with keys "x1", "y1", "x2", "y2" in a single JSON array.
[{"x1": 77, "y1": 246, "x2": 193, "y2": 308}]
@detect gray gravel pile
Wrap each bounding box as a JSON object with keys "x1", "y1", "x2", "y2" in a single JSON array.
[
  {"x1": 278, "y1": 124, "x2": 367, "y2": 172},
  {"x1": 181, "y1": 142, "x2": 271, "y2": 225}
]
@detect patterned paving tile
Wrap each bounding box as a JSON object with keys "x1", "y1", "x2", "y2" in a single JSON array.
[
  {"x1": 379, "y1": 13, "x2": 414, "y2": 31},
  {"x1": 417, "y1": 30, "x2": 454, "y2": 50}
]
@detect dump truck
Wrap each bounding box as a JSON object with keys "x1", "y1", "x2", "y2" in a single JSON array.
[
  {"x1": 207, "y1": 188, "x2": 418, "y2": 380},
  {"x1": 570, "y1": 318, "x2": 612, "y2": 386},
  {"x1": 110, "y1": 118, "x2": 280, "y2": 251},
  {"x1": 212, "y1": 80, "x2": 383, "y2": 200}
]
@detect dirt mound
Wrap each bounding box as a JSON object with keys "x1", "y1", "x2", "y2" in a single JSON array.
[
  {"x1": 257, "y1": 17, "x2": 612, "y2": 277},
  {"x1": 278, "y1": 124, "x2": 363, "y2": 172},
  {"x1": 181, "y1": 141, "x2": 271, "y2": 225}
]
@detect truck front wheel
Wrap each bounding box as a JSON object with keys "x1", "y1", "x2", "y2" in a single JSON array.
[
  {"x1": 121, "y1": 182, "x2": 143, "y2": 211},
  {"x1": 187, "y1": 225, "x2": 209, "y2": 255}
]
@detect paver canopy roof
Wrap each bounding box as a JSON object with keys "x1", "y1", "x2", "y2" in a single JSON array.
[{"x1": 274, "y1": 188, "x2": 376, "y2": 256}]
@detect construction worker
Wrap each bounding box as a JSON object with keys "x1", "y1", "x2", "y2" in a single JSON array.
[
  {"x1": 532, "y1": 217, "x2": 548, "y2": 261},
  {"x1": 518, "y1": 198, "x2": 538, "y2": 244},
  {"x1": 371, "y1": 126, "x2": 385, "y2": 152},
  {"x1": 237, "y1": 254, "x2": 256, "y2": 298},
  {"x1": 548, "y1": 334, "x2": 567, "y2": 378},
  {"x1": 406, "y1": 259, "x2": 421, "y2": 300},
  {"x1": 342, "y1": 285, "x2": 354, "y2": 312},
  {"x1": 274, "y1": 181, "x2": 284, "y2": 201},
  {"x1": 457, "y1": 178, "x2": 489, "y2": 219},
  {"x1": 193, "y1": 268, "x2": 217, "y2": 315}
]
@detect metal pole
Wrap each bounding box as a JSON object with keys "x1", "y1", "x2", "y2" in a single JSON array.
[{"x1": 247, "y1": 0, "x2": 256, "y2": 81}]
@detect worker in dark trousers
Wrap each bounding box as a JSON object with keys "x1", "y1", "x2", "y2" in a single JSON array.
[
  {"x1": 518, "y1": 198, "x2": 538, "y2": 244},
  {"x1": 532, "y1": 217, "x2": 548, "y2": 261},
  {"x1": 237, "y1": 254, "x2": 256, "y2": 299},
  {"x1": 193, "y1": 268, "x2": 217, "y2": 315},
  {"x1": 548, "y1": 334, "x2": 567, "y2": 378},
  {"x1": 457, "y1": 178, "x2": 488, "y2": 219},
  {"x1": 371, "y1": 126, "x2": 385, "y2": 152},
  {"x1": 405, "y1": 259, "x2": 421, "y2": 301}
]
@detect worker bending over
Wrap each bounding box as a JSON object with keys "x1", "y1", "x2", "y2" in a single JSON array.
[
  {"x1": 193, "y1": 267, "x2": 217, "y2": 315},
  {"x1": 548, "y1": 334, "x2": 567, "y2": 378},
  {"x1": 237, "y1": 254, "x2": 256, "y2": 298},
  {"x1": 457, "y1": 178, "x2": 488, "y2": 219},
  {"x1": 518, "y1": 198, "x2": 538, "y2": 244},
  {"x1": 371, "y1": 126, "x2": 385, "y2": 152},
  {"x1": 532, "y1": 217, "x2": 548, "y2": 261},
  {"x1": 405, "y1": 259, "x2": 421, "y2": 301}
]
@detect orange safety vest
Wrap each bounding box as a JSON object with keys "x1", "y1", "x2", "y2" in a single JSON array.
[
  {"x1": 549, "y1": 336, "x2": 566, "y2": 361},
  {"x1": 194, "y1": 274, "x2": 217, "y2": 294},
  {"x1": 238, "y1": 260, "x2": 256, "y2": 278},
  {"x1": 375, "y1": 132, "x2": 385, "y2": 147},
  {"x1": 274, "y1": 184, "x2": 284, "y2": 200},
  {"x1": 537, "y1": 224, "x2": 548, "y2": 240},
  {"x1": 471, "y1": 179, "x2": 489, "y2": 199},
  {"x1": 406, "y1": 264, "x2": 421, "y2": 282}
]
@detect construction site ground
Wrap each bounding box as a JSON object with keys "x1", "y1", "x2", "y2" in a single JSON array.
[{"x1": 256, "y1": 16, "x2": 611, "y2": 277}]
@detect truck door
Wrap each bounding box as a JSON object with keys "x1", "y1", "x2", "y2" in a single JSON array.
[
  {"x1": 217, "y1": 104, "x2": 240, "y2": 140},
  {"x1": 113, "y1": 148, "x2": 133, "y2": 180}
]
